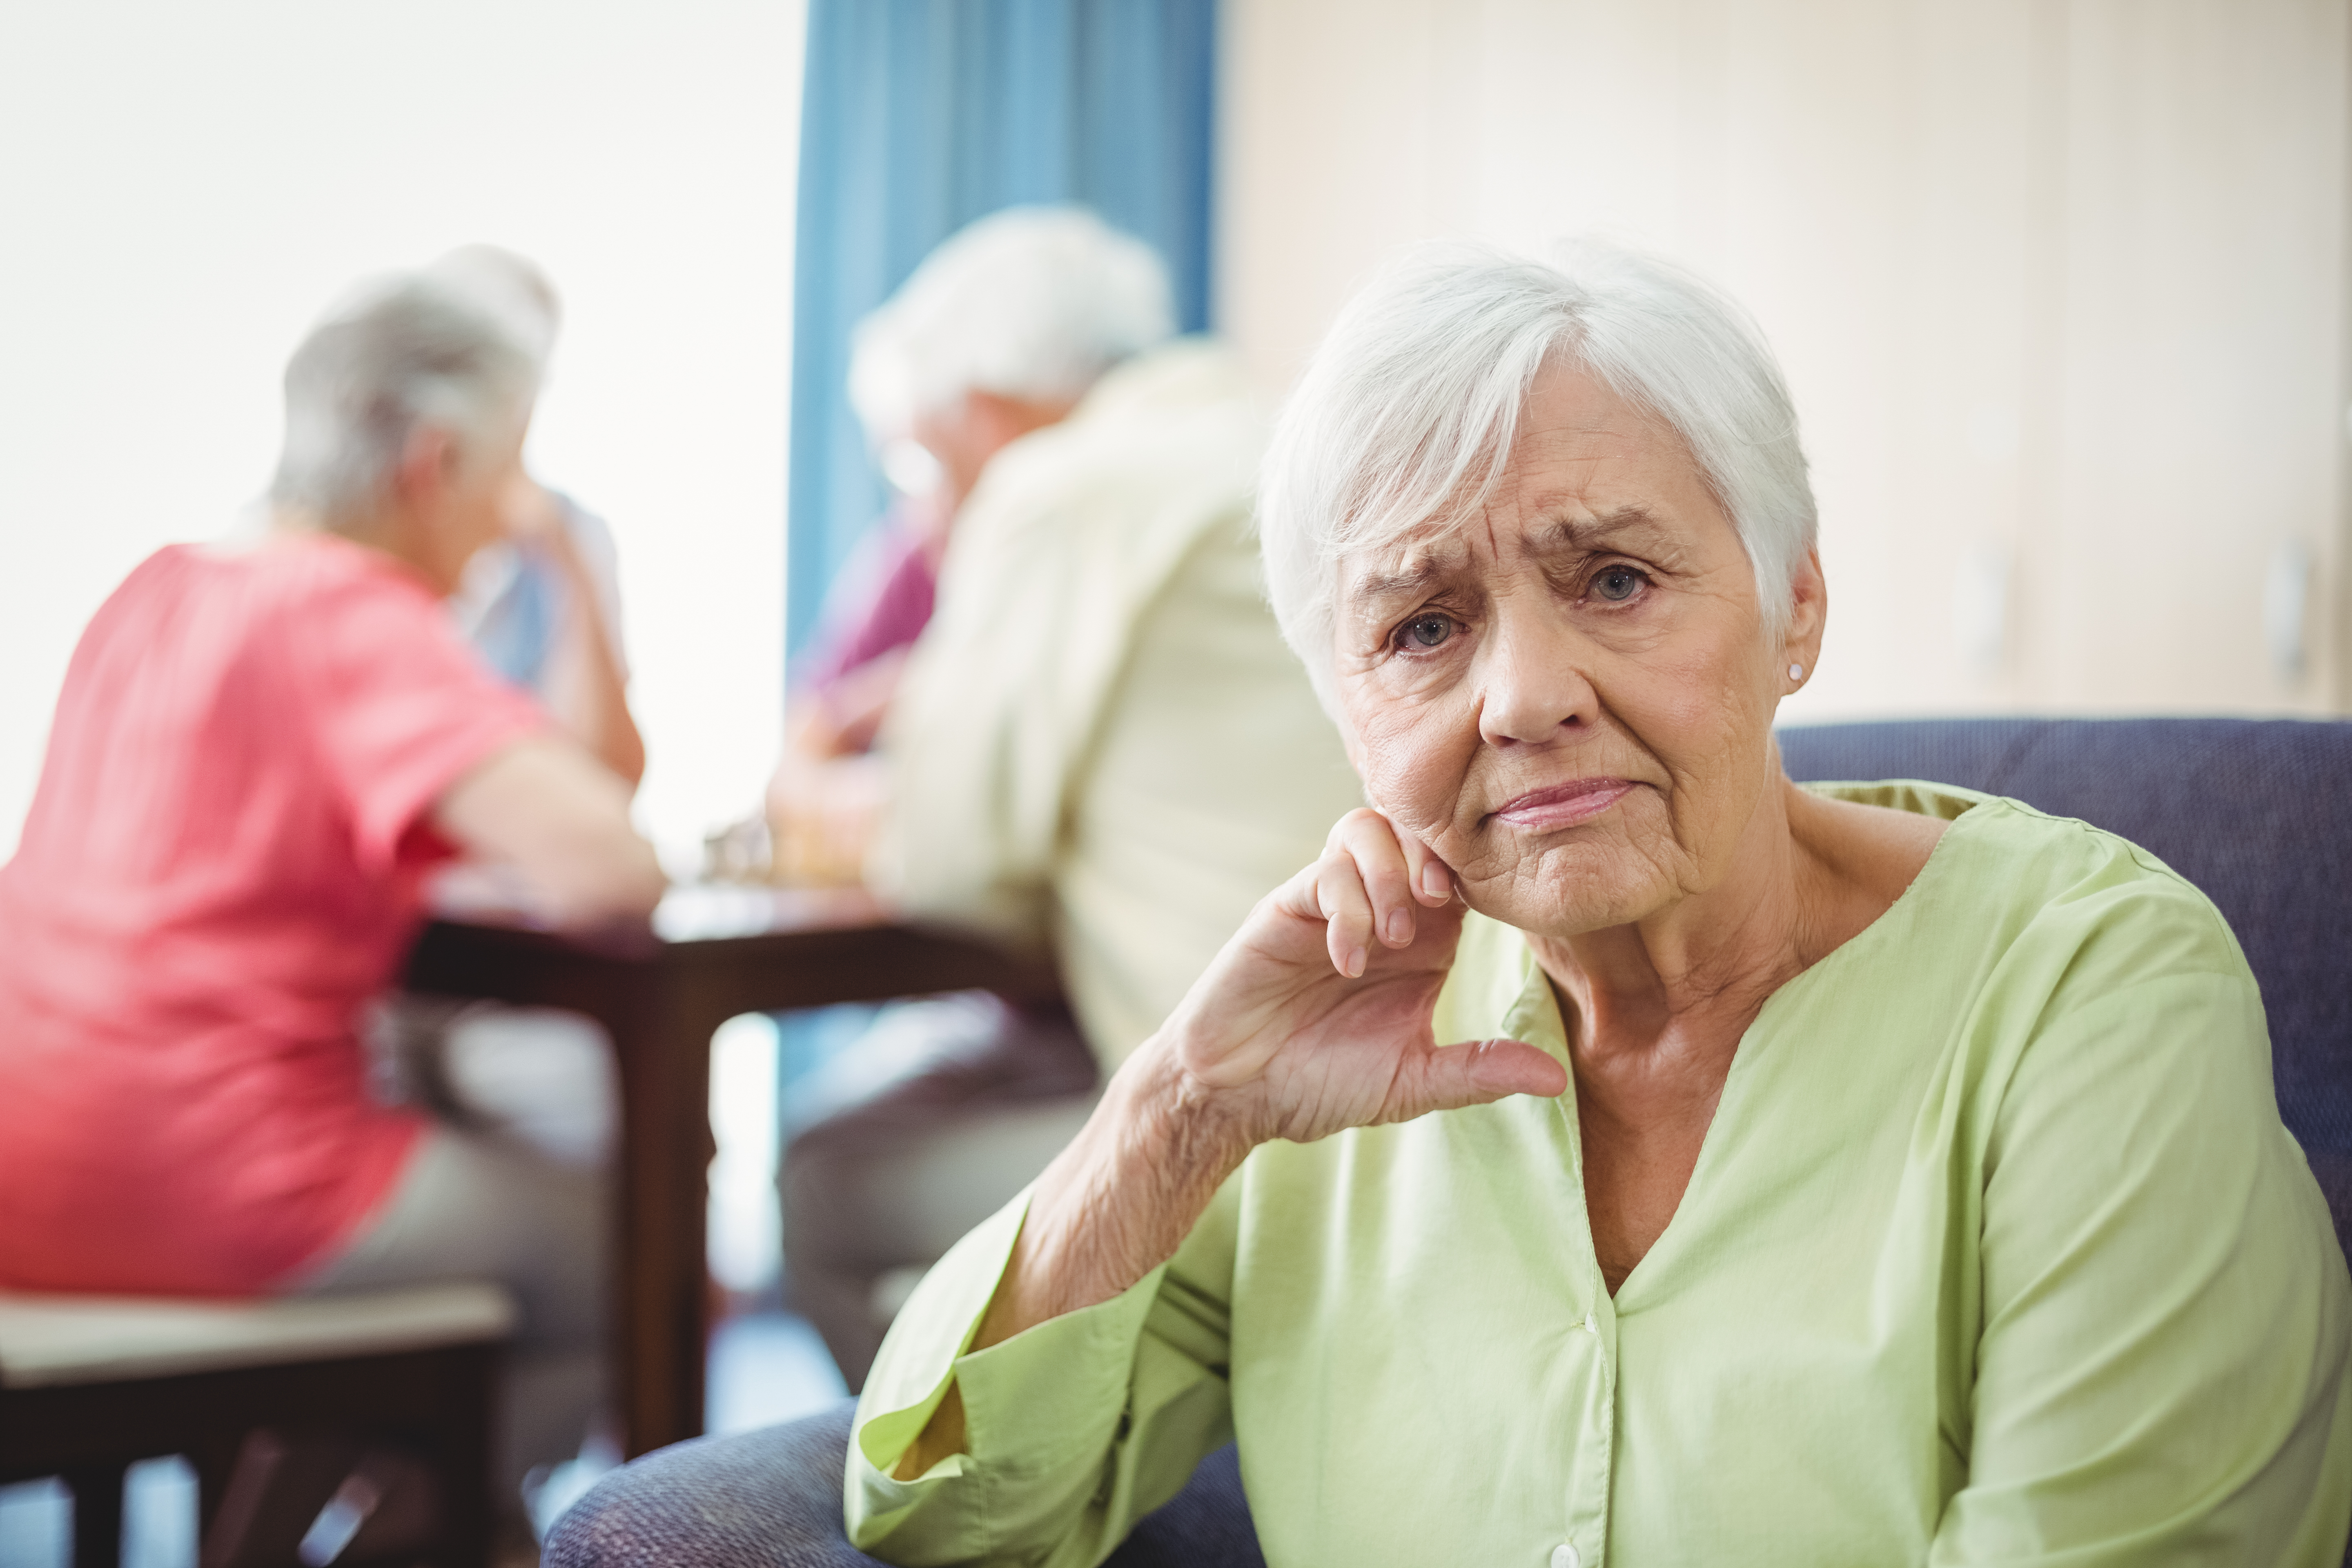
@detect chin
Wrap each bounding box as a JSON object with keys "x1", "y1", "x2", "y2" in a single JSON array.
[{"x1": 1464, "y1": 846, "x2": 1668, "y2": 940}]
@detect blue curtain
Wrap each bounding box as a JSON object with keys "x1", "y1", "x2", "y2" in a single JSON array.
[{"x1": 784, "y1": 0, "x2": 1218, "y2": 664}]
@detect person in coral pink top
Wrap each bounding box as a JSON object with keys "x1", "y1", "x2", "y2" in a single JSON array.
[{"x1": 0, "y1": 272, "x2": 664, "y2": 1520}]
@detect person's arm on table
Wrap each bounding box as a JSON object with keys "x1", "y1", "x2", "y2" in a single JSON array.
[
  {"x1": 433, "y1": 736, "x2": 664, "y2": 927},
  {"x1": 766, "y1": 753, "x2": 891, "y2": 887},
  {"x1": 846, "y1": 811, "x2": 1566, "y2": 1568},
  {"x1": 1930, "y1": 899, "x2": 2352, "y2": 1564},
  {"x1": 789, "y1": 646, "x2": 912, "y2": 762},
  {"x1": 514, "y1": 490, "x2": 645, "y2": 787}
]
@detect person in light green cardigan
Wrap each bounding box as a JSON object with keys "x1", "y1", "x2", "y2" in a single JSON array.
[{"x1": 842, "y1": 240, "x2": 2352, "y2": 1568}]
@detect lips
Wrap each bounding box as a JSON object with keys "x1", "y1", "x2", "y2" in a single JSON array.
[{"x1": 1490, "y1": 778, "x2": 1634, "y2": 829}]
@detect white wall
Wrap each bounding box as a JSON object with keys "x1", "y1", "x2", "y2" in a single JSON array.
[{"x1": 0, "y1": 0, "x2": 806, "y2": 861}]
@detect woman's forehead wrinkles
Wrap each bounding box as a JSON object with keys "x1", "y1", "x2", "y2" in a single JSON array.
[
  {"x1": 1510, "y1": 405, "x2": 1647, "y2": 470},
  {"x1": 1343, "y1": 499, "x2": 1684, "y2": 617},
  {"x1": 1471, "y1": 497, "x2": 1677, "y2": 564}
]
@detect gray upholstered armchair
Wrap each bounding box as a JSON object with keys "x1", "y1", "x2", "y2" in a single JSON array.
[{"x1": 549, "y1": 718, "x2": 2352, "y2": 1568}]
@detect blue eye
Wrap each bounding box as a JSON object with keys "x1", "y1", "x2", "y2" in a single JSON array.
[
  {"x1": 1399, "y1": 613, "x2": 1455, "y2": 650},
  {"x1": 1592, "y1": 566, "x2": 1645, "y2": 603}
]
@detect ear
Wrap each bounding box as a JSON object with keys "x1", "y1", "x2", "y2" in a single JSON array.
[
  {"x1": 967, "y1": 389, "x2": 1078, "y2": 453},
  {"x1": 1780, "y1": 546, "x2": 1827, "y2": 675},
  {"x1": 391, "y1": 426, "x2": 459, "y2": 510}
]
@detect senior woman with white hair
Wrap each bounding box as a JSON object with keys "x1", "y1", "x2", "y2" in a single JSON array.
[
  {"x1": 0, "y1": 272, "x2": 663, "y2": 1532},
  {"x1": 840, "y1": 243, "x2": 2352, "y2": 1566}
]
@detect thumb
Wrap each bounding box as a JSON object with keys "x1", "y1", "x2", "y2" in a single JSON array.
[{"x1": 1387, "y1": 1037, "x2": 1568, "y2": 1121}]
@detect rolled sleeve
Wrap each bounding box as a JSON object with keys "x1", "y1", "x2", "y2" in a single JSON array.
[
  {"x1": 846, "y1": 1180, "x2": 1240, "y2": 1568},
  {"x1": 845, "y1": 1190, "x2": 1167, "y2": 1561},
  {"x1": 303, "y1": 561, "x2": 548, "y2": 873}
]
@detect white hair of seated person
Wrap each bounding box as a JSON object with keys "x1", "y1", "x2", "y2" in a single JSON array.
[
  {"x1": 441, "y1": 1006, "x2": 618, "y2": 1170},
  {"x1": 1257, "y1": 239, "x2": 1820, "y2": 717},
  {"x1": 426, "y1": 244, "x2": 564, "y2": 370},
  {"x1": 270, "y1": 273, "x2": 541, "y2": 527},
  {"x1": 848, "y1": 205, "x2": 1177, "y2": 434}
]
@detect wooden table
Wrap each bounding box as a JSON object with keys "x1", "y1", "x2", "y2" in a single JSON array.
[{"x1": 403, "y1": 885, "x2": 1057, "y2": 1457}]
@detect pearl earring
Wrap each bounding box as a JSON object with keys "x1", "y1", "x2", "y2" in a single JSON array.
[{"x1": 1788, "y1": 662, "x2": 1805, "y2": 681}]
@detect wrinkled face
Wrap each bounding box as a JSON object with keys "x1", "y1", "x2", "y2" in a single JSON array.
[{"x1": 1332, "y1": 364, "x2": 1819, "y2": 939}]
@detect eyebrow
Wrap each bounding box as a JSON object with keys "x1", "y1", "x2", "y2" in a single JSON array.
[
  {"x1": 1348, "y1": 555, "x2": 1455, "y2": 606},
  {"x1": 1529, "y1": 504, "x2": 1662, "y2": 551},
  {"x1": 1345, "y1": 505, "x2": 1670, "y2": 609}
]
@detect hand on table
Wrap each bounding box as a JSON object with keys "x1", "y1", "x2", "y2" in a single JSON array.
[{"x1": 765, "y1": 753, "x2": 889, "y2": 888}]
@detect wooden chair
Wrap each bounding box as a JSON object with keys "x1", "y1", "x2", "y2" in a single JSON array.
[{"x1": 0, "y1": 1283, "x2": 512, "y2": 1568}]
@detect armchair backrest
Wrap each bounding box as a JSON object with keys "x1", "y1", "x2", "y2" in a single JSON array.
[{"x1": 1779, "y1": 717, "x2": 2352, "y2": 1264}]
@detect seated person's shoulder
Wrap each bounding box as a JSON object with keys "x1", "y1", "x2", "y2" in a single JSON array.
[
  {"x1": 961, "y1": 391, "x2": 1260, "y2": 549},
  {"x1": 1846, "y1": 785, "x2": 2261, "y2": 1078},
  {"x1": 223, "y1": 532, "x2": 448, "y2": 622},
  {"x1": 1987, "y1": 793, "x2": 2230, "y2": 940},
  {"x1": 1795, "y1": 782, "x2": 2260, "y2": 1109},
  {"x1": 1811, "y1": 786, "x2": 2301, "y2": 1229},
  {"x1": 1820, "y1": 782, "x2": 2237, "y2": 956},
  {"x1": 124, "y1": 536, "x2": 457, "y2": 677}
]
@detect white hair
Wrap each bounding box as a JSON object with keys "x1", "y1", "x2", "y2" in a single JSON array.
[
  {"x1": 425, "y1": 244, "x2": 563, "y2": 367},
  {"x1": 270, "y1": 273, "x2": 541, "y2": 525},
  {"x1": 848, "y1": 206, "x2": 1175, "y2": 434},
  {"x1": 1258, "y1": 240, "x2": 1817, "y2": 715}
]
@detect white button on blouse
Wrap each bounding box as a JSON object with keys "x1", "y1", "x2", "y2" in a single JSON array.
[{"x1": 1550, "y1": 1544, "x2": 1581, "y2": 1568}]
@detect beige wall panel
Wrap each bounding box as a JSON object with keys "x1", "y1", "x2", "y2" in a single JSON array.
[
  {"x1": 1218, "y1": 0, "x2": 2347, "y2": 718},
  {"x1": 2041, "y1": 0, "x2": 2348, "y2": 712},
  {"x1": 1690, "y1": 3, "x2": 2043, "y2": 719},
  {"x1": 1216, "y1": 0, "x2": 1452, "y2": 396}
]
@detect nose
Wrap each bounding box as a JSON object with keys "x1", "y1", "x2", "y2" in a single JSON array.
[{"x1": 1476, "y1": 597, "x2": 1599, "y2": 747}]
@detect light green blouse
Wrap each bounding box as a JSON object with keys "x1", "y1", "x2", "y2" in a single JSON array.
[{"x1": 846, "y1": 785, "x2": 2352, "y2": 1567}]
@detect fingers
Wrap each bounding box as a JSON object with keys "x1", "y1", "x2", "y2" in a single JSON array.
[
  {"x1": 1390, "y1": 1037, "x2": 1568, "y2": 1120},
  {"x1": 1400, "y1": 831, "x2": 1456, "y2": 907},
  {"x1": 499, "y1": 475, "x2": 562, "y2": 541},
  {"x1": 1286, "y1": 810, "x2": 1460, "y2": 979},
  {"x1": 1312, "y1": 843, "x2": 1376, "y2": 978},
  {"x1": 1338, "y1": 808, "x2": 1420, "y2": 944}
]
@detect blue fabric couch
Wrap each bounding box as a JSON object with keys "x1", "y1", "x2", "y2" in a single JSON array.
[{"x1": 548, "y1": 717, "x2": 2352, "y2": 1568}]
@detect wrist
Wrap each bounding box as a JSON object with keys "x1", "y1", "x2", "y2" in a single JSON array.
[
  {"x1": 1117, "y1": 1034, "x2": 1265, "y2": 1179},
  {"x1": 980, "y1": 1036, "x2": 1256, "y2": 1343}
]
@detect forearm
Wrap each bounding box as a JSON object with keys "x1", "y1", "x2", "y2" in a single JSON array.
[
  {"x1": 865, "y1": 808, "x2": 1559, "y2": 1519},
  {"x1": 894, "y1": 1040, "x2": 1252, "y2": 1479},
  {"x1": 537, "y1": 535, "x2": 644, "y2": 786},
  {"x1": 982, "y1": 1045, "x2": 1252, "y2": 1345},
  {"x1": 433, "y1": 737, "x2": 664, "y2": 925}
]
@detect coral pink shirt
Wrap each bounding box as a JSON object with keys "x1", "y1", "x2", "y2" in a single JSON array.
[{"x1": 0, "y1": 537, "x2": 545, "y2": 1295}]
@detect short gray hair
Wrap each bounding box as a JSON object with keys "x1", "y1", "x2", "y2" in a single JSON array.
[
  {"x1": 849, "y1": 206, "x2": 1175, "y2": 434},
  {"x1": 1258, "y1": 241, "x2": 1817, "y2": 715},
  {"x1": 270, "y1": 273, "x2": 541, "y2": 524},
  {"x1": 425, "y1": 244, "x2": 563, "y2": 368}
]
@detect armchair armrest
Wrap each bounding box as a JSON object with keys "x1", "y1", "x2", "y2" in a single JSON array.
[{"x1": 544, "y1": 1401, "x2": 1262, "y2": 1568}]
